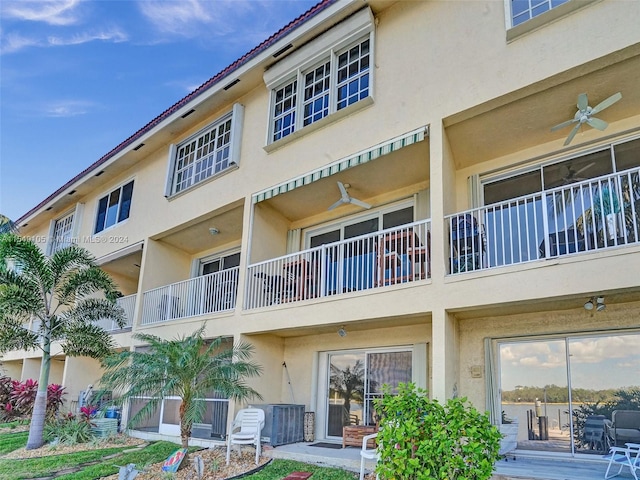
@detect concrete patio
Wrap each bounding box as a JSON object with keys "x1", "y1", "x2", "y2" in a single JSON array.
[{"x1": 263, "y1": 441, "x2": 620, "y2": 480}]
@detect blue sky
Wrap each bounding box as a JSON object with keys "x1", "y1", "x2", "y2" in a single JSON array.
[{"x1": 0, "y1": 0, "x2": 318, "y2": 222}]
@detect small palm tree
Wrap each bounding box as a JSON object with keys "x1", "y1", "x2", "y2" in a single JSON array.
[
  {"x1": 0, "y1": 214, "x2": 18, "y2": 234},
  {"x1": 0, "y1": 233, "x2": 125, "y2": 449},
  {"x1": 100, "y1": 324, "x2": 263, "y2": 449}
]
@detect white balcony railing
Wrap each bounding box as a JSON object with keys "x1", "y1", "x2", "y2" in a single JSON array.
[
  {"x1": 141, "y1": 267, "x2": 239, "y2": 325},
  {"x1": 96, "y1": 294, "x2": 137, "y2": 331},
  {"x1": 245, "y1": 219, "x2": 431, "y2": 309},
  {"x1": 446, "y1": 167, "x2": 640, "y2": 274}
]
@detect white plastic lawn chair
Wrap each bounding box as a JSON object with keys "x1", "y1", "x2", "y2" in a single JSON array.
[
  {"x1": 604, "y1": 442, "x2": 640, "y2": 480},
  {"x1": 359, "y1": 432, "x2": 380, "y2": 480},
  {"x1": 226, "y1": 408, "x2": 265, "y2": 465}
]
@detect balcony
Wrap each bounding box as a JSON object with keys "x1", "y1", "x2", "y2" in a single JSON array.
[
  {"x1": 97, "y1": 294, "x2": 137, "y2": 332},
  {"x1": 141, "y1": 268, "x2": 239, "y2": 325},
  {"x1": 446, "y1": 167, "x2": 640, "y2": 274},
  {"x1": 245, "y1": 220, "x2": 431, "y2": 309}
]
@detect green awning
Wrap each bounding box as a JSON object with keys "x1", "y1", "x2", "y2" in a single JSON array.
[{"x1": 252, "y1": 125, "x2": 428, "y2": 204}]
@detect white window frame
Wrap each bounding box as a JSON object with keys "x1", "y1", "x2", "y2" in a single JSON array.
[
  {"x1": 264, "y1": 8, "x2": 375, "y2": 147},
  {"x1": 505, "y1": 0, "x2": 600, "y2": 41},
  {"x1": 48, "y1": 211, "x2": 75, "y2": 255},
  {"x1": 303, "y1": 199, "x2": 415, "y2": 249},
  {"x1": 165, "y1": 103, "x2": 244, "y2": 197},
  {"x1": 94, "y1": 179, "x2": 134, "y2": 234}
]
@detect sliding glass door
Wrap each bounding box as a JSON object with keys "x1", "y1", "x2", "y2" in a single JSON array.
[
  {"x1": 325, "y1": 348, "x2": 412, "y2": 439},
  {"x1": 498, "y1": 331, "x2": 640, "y2": 455}
]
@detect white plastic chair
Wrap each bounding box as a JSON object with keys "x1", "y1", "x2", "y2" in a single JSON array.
[
  {"x1": 359, "y1": 432, "x2": 379, "y2": 480},
  {"x1": 226, "y1": 408, "x2": 265, "y2": 465},
  {"x1": 604, "y1": 442, "x2": 640, "y2": 480}
]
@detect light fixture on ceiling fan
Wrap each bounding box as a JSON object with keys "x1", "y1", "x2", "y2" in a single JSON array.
[
  {"x1": 328, "y1": 181, "x2": 371, "y2": 211},
  {"x1": 551, "y1": 92, "x2": 622, "y2": 146}
]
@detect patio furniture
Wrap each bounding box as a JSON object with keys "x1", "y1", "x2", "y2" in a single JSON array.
[
  {"x1": 604, "y1": 442, "x2": 640, "y2": 480},
  {"x1": 226, "y1": 408, "x2": 265, "y2": 465},
  {"x1": 376, "y1": 229, "x2": 429, "y2": 285},
  {"x1": 343, "y1": 424, "x2": 377, "y2": 448},
  {"x1": 607, "y1": 410, "x2": 640, "y2": 448},
  {"x1": 282, "y1": 259, "x2": 316, "y2": 301},
  {"x1": 359, "y1": 432, "x2": 379, "y2": 480},
  {"x1": 583, "y1": 415, "x2": 606, "y2": 452},
  {"x1": 450, "y1": 214, "x2": 484, "y2": 273}
]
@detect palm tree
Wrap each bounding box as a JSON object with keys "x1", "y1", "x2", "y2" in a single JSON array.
[
  {"x1": 0, "y1": 214, "x2": 18, "y2": 234},
  {"x1": 0, "y1": 234, "x2": 124, "y2": 449},
  {"x1": 100, "y1": 324, "x2": 263, "y2": 449},
  {"x1": 330, "y1": 360, "x2": 365, "y2": 425}
]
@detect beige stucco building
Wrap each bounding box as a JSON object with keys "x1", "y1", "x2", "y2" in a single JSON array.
[{"x1": 3, "y1": 0, "x2": 639, "y2": 456}]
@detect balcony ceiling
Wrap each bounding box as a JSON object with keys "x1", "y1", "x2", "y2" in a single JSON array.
[
  {"x1": 260, "y1": 139, "x2": 429, "y2": 223},
  {"x1": 445, "y1": 47, "x2": 640, "y2": 169},
  {"x1": 155, "y1": 202, "x2": 244, "y2": 255}
]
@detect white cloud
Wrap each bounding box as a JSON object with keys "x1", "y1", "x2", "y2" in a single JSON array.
[
  {"x1": 1, "y1": 32, "x2": 41, "y2": 54},
  {"x1": 138, "y1": 0, "x2": 218, "y2": 36},
  {"x1": 1, "y1": 27, "x2": 128, "y2": 54},
  {"x1": 48, "y1": 27, "x2": 128, "y2": 46},
  {"x1": 137, "y1": 0, "x2": 286, "y2": 39},
  {"x1": 2, "y1": 0, "x2": 83, "y2": 26},
  {"x1": 568, "y1": 335, "x2": 639, "y2": 364},
  {"x1": 42, "y1": 100, "x2": 94, "y2": 117}
]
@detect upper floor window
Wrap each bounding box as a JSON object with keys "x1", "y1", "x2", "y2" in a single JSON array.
[
  {"x1": 94, "y1": 180, "x2": 134, "y2": 234},
  {"x1": 49, "y1": 212, "x2": 74, "y2": 254},
  {"x1": 264, "y1": 8, "x2": 374, "y2": 146},
  {"x1": 165, "y1": 104, "x2": 244, "y2": 196},
  {"x1": 510, "y1": 0, "x2": 570, "y2": 26}
]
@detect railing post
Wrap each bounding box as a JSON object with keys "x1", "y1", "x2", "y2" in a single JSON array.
[{"x1": 542, "y1": 193, "x2": 550, "y2": 259}]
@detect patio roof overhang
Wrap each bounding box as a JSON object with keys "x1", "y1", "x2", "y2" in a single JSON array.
[{"x1": 251, "y1": 126, "x2": 428, "y2": 205}]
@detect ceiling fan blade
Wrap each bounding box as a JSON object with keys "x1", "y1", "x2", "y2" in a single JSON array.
[
  {"x1": 551, "y1": 118, "x2": 577, "y2": 132},
  {"x1": 574, "y1": 162, "x2": 596, "y2": 175},
  {"x1": 328, "y1": 199, "x2": 344, "y2": 211},
  {"x1": 577, "y1": 93, "x2": 589, "y2": 111},
  {"x1": 337, "y1": 181, "x2": 348, "y2": 198},
  {"x1": 586, "y1": 117, "x2": 608, "y2": 131},
  {"x1": 564, "y1": 123, "x2": 581, "y2": 146},
  {"x1": 349, "y1": 198, "x2": 372, "y2": 209},
  {"x1": 591, "y1": 92, "x2": 622, "y2": 115}
]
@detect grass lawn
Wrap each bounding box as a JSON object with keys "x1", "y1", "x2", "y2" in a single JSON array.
[
  {"x1": 250, "y1": 459, "x2": 357, "y2": 480},
  {"x1": 0, "y1": 429, "x2": 357, "y2": 480}
]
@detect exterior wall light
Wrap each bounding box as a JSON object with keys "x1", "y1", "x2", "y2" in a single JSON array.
[
  {"x1": 337, "y1": 326, "x2": 347, "y2": 337},
  {"x1": 584, "y1": 296, "x2": 606, "y2": 311}
]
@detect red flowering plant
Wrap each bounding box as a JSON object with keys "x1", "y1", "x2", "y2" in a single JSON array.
[
  {"x1": 79, "y1": 405, "x2": 98, "y2": 426},
  {"x1": 10, "y1": 379, "x2": 38, "y2": 416},
  {"x1": 46, "y1": 384, "x2": 66, "y2": 419}
]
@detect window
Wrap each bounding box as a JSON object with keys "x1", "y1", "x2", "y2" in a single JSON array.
[
  {"x1": 94, "y1": 180, "x2": 134, "y2": 234},
  {"x1": 510, "y1": 0, "x2": 570, "y2": 26},
  {"x1": 49, "y1": 212, "x2": 74, "y2": 254},
  {"x1": 495, "y1": 331, "x2": 640, "y2": 455},
  {"x1": 166, "y1": 104, "x2": 244, "y2": 196},
  {"x1": 270, "y1": 37, "x2": 370, "y2": 142},
  {"x1": 264, "y1": 8, "x2": 374, "y2": 144}
]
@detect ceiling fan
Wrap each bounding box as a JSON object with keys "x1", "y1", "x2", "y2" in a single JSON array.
[
  {"x1": 551, "y1": 92, "x2": 622, "y2": 146},
  {"x1": 328, "y1": 181, "x2": 371, "y2": 211},
  {"x1": 557, "y1": 162, "x2": 596, "y2": 186}
]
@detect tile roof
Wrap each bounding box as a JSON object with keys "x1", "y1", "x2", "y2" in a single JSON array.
[{"x1": 19, "y1": 0, "x2": 338, "y2": 223}]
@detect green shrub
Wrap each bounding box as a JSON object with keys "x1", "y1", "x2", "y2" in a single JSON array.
[
  {"x1": 374, "y1": 382, "x2": 501, "y2": 480},
  {"x1": 44, "y1": 415, "x2": 95, "y2": 445}
]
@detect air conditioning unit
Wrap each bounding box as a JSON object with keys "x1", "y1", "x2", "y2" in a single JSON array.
[{"x1": 251, "y1": 404, "x2": 305, "y2": 446}]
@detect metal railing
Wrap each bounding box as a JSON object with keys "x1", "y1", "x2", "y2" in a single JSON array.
[
  {"x1": 446, "y1": 167, "x2": 640, "y2": 274},
  {"x1": 96, "y1": 294, "x2": 137, "y2": 331},
  {"x1": 245, "y1": 219, "x2": 431, "y2": 309},
  {"x1": 141, "y1": 267, "x2": 239, "y2": 325}
]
